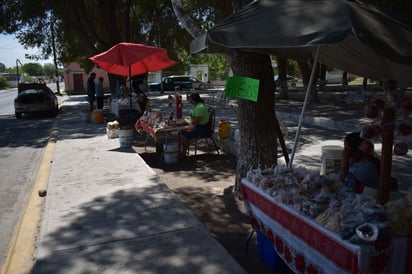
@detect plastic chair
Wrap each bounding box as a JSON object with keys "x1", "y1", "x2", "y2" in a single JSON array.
[
  {"x1": 214, "y1": 90, "x2": 228, "y2": 108},
  {"x1": 189, "y1": 107, "x2": 220, "y2": 156}
]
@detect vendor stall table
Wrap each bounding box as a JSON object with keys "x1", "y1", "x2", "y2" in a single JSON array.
[
  {"x1": 135, "y1": 119, "x2": 190, "y2": 152},
  {"x1": 111, "y1": 99, "x2": 142, "y2": 117},
  {"x1": 241, "y1": 178, "x2": 412, "y2": 274}
]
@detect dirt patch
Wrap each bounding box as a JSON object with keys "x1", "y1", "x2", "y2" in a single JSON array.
[{"x1": 133, "y1": 136, "x2": 292, "y2": 274}]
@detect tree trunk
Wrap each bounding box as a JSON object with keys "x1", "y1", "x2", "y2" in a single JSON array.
[
  {"x1": 298, "y1": 60, "x2": 320, "y2": 104},
  {"x1": 342, "y1": 71, "x2": 348, "y2": 86},
  {"x1": 171, "y1": 0, "x2": 278, "y2": 194},
  {"x1": 363, "y1": 77, "x2": 368, "y2": 90},
  {"x1": 276, "y1": 56, "x2": 289, "y2": 100},
  {"x1": 228, "y1": 51, "x2": 278, "y2": 192},
  {"x1": 318, "y1": 64, "x2": 327, "y2": 90}
]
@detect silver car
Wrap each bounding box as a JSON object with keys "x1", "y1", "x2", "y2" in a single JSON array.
[
  {"x1": 274, "y1": 75, "x2": 299, "y2": 88},
  {"x1": 188, "y1": 76, "x2": 210, "y2": 90}
]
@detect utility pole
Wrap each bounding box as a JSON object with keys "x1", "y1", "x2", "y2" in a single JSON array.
[
  {"x1": 16, "y1": 59, "x2": 23, "y2": 85},
  {"x1": 51, "y1": 16, "x2": 61, "y2": 95}
]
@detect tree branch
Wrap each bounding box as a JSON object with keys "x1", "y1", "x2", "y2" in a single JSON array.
[{"x1": 170, "y1": 0, "x2": 204, "y2": 38}]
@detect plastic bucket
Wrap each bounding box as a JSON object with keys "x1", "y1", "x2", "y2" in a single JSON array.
[
  {"x1": 321, "y1": 145, "x2": 342, "y2": 175},
  {"x1": 163, "y1": 142, "x2": 179, "y2": 164},
  {"x1": 218, "y1": 120, "x2": 230, "y2": 139},
  {"x1": 118, "y1": 129, "x2": 134, "y2": 148},
  {"x1": 93, "y1": 110, "x2": 104, "y2": 124}
]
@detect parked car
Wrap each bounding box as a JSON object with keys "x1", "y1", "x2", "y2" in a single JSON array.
[
  {"x1": 188, "y1": 76, "x2": 210, "y2": 90},
  {"x1": 14, "y1": 83, "x2": 59, "y2": 118},
  {"x1": 325, "y1": 71, "x2": 343, "y2": 84},
  {"x1": 274, "y1": 75, "x2": 299, "y2": 88},
  {"x1": 148, "y1": 75, "x2": 208, "y2": 91}
]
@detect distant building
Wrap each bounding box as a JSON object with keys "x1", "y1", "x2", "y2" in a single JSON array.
[
  {"x1": 63, "y1": 63, "x2": 109, "y2": 94},
  {"x1": 0, "y1": 73, "x2": 22, "y2": 88}
]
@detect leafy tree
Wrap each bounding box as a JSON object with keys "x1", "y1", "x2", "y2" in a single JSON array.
[
  {"x1": 4, "y1": 67, "x2": 16, "y2": 73},
  {"x1": 23, "y1": 63, "x2": 43, "y2": 76},
  {"x1": 0, "y1": 1, "x2": 59, "y2": 64},
  {"x1": 176, "y1": 48, "x2": 229, "y2": 80},
  {"x1": 276, "y1": 57, "x2": 289, "y2": 99},
  {"x1": 0, "y1": 76, "x2": 9, "y2": 89},
  {"x1": 42, "y1": 63, "x2": 57, "y2": 79},
  {"x1": 0, "y1": 63, "x2": 6, "y2": 72},
  {"x1": 172, "y1": 0, "x2": 278, "y2": 192},
  {"x1": 1, "y1": 0, "x2": 232, "y2": 81},
  {"x1": 172, "y1": 0, "x2": 412, "y2": 192},
  {"x1": 1, "y1": 1, "x2": 189, "y2": 72}
]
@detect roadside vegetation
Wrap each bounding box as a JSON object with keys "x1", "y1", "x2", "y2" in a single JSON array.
[{"x1": 0, "y1": 76, "x2": 8, "y2": 89}]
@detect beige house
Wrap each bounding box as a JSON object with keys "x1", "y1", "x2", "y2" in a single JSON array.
[{"x1": 63, "y1": 63, "x2": 110, "y2": 94}]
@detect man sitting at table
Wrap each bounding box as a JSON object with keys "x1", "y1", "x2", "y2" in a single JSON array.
[{"x1": 178, "y1": 92, "x2": 209, "y2": 159}]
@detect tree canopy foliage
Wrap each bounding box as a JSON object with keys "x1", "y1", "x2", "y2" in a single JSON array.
[
  {"x1": 0, "y1": 0, "x2": 229, "y2": 74},
  {"x1": 22, "y1": 62, "x2": 43, "y2": 76},
  {"x1": 0, "y1": 0, "x2": 409, "y2": 75}
]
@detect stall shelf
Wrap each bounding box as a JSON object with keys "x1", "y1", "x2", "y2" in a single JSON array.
[
  {"x1": 110, "y1": 99, "x2": 142, "y2": 117},
  {"x1": 241, "y1": 178, "x2": 412, "y2": 274}
]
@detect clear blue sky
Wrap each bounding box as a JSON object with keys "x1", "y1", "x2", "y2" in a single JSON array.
[{"x1": 0, "y1": 33, "x2": 52, "y2": 68}]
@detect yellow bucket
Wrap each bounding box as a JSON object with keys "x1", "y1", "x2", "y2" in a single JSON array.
[
  {"x1": 218, "y1": 120, "x2": 230, "y2": 139},
  {"x1": 93, "y1": 110, "x2": 104, "y2": 124}
]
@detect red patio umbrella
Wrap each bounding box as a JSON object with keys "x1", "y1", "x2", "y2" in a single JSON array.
[
  {"x1": 89, "y1": 42, "x2": 176, "y2": 77},
  {"x1": 89, "y1": 43, "x2": 176, "y2": 124}
]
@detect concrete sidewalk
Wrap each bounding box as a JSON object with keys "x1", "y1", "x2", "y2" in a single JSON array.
[
  {"x1": 33, "y1": 96, "x2": 246, "y2": 274},
  {"x1": 33, "y1": 88, "x2": 411, "y2": 274}
]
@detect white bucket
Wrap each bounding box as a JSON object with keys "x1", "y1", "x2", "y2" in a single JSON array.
[
  {"x1": 118, "y1": 129, "x2": 134, "y2": 148},
  {"x1": 321, "y1": 145, "x2": 342, "y2": 175},
  {"x1": 163, "y1": 142, "x2": 179, "y2": 164}
]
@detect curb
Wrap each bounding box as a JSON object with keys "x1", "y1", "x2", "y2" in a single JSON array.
[{"x1": 0, "y1": 124, "x2": 58, "y2": 274}]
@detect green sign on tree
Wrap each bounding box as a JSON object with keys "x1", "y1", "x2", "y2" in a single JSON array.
[{"x1": 225, "y1": 76, "x2": 259, "y2": 102}]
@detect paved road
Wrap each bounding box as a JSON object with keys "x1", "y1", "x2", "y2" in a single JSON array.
[
  {"x1": 0, "y1": 85, "x2": 61, "y2": 271},
  {"x1": 0, "y1": 89, "x2": 17, "y2": 115},
  {"x1": 0, "y1": 119, "x2": 57, "y2": 270}
]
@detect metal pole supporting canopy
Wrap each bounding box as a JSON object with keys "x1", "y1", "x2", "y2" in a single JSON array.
[{"x1": 288, "y1": 46, "x2": 320, "y2": 169}]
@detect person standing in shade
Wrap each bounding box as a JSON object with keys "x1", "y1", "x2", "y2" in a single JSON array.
[
  {"x1": 87, "y1": 72, "x2": 96, "y2": 111},
  {"x1": 95, "y1": 77, "x2": 105, "y2": 110}
]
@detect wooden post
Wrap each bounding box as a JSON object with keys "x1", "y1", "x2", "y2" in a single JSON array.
[
  {"x1": 377, "y1": 107, "x2": 395, "y2": 204},
  {"x1": 274, "y1": 118, "x2": 289, "y2": 165}
]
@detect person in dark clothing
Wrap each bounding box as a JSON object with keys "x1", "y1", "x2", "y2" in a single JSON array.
[
  {"x1": 136, "y1": 91, "x2": 148, "y2": 113},
  {"x1": 95, "y1": 77, "x2": 105, "y2": 109},
  {"x1": 87, "y1": 72, "x2": 96, "y2": 111}
]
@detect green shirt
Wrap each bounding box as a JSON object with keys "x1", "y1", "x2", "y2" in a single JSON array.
[{"x1": 190, "y1": 102, "x2": 209, "y2": 125}]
